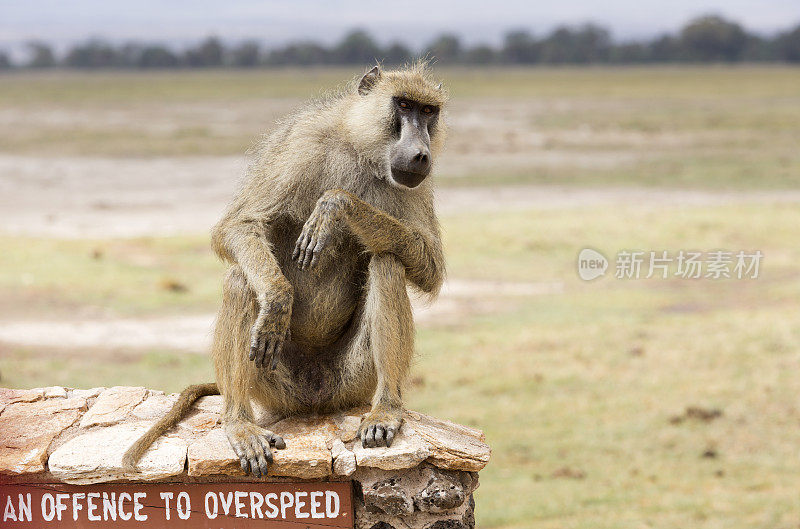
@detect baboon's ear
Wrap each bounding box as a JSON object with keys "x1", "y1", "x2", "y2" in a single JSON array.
[{"x1": 358, "y1": 66, "x2": 381, "y2": 95}]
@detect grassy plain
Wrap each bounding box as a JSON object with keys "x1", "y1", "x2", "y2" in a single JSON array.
[{"x1": 1, "y1": 67, "x2": 799, "y2": 528}]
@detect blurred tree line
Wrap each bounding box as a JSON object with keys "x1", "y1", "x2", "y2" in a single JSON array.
[{"x1": 2, "y1": 15, "x2": 800, "y2": 70}]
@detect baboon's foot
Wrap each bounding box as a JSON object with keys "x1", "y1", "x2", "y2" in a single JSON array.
[
  {"x1": 358, "y1": 407, "x2": 403, "y2": 448},
  {"x1": 225, "y1": 421, "x2": 286, "y2": 478}
]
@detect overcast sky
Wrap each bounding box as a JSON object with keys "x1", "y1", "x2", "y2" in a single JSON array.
[{"x1": 1, "y1": 0, "x2": 798, "y2": 52}]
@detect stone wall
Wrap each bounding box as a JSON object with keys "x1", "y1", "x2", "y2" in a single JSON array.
[{"x1": 0, "y1": 386, "x2": 490, "y2": 529}]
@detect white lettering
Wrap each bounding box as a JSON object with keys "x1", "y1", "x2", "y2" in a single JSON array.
[
  {"x1": 235, "y1": 490, "x2": 247, "y2": 518},
  {"x1": 18, "y1": 494, "x2": 32, "y2": 522},
  {"x1": 87, "y1": 493, "x2": 100, "y2": 521},
  {"x1": 118, "y1": 492, "x2": 132, "y2": 521},
  {"x1": 176, "y1": 492, "x2": 190, "y2": 520},
  {"x1": 41, "y1": 494, "x2": 55, "y2": 521},
  {"x1": 325, "y1": 491, "x2": 340, "y2": 518},
  {"x1": 103, "y1": 492, "x2": 117, "y2": 521},
  {"x1": 250, "y1": 492, "x2": 264, "y2": 519},
  {"x1": 264, "y1": 493, "x2": 278, "y2": 518},
  {"x1": 220, "y1": 492, "x2": 233, "y2": 515},
  {"x1": 55, "y1": 493, "x2": 69, "y2": 521},
  {"x1": 3, "y1": 496, "x2": 16, "y2": 522},
  {"x1": 72, "y1": 493, "x2": 85, "y2": 521},
  {"x1": 133, "y1": 492, "x2": 147, "y2": 521},
  {"x1": 310, "y1": 491, "x2": 323, "y2": 519},
  {"x1": 295, "y1": 491, "x2": 309, "y2": 518},
  {"x1": 160, "y1": 492, "x2": 174, "y2": 520},
  {"x1": 280, "y1": 491, "x2": 294, "y2": 519},
  {"x1": 205, "y1": 492, "x2": 218, "y2": 519}
]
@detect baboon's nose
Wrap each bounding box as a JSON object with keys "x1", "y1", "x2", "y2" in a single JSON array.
[{"x1": 410, "y1": 150, "x2": 431, "y2": 174}]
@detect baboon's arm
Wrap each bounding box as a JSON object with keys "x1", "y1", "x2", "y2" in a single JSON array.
[
  {"x1": 293, "y1": 189, "x2": 444, "y2": 294},
  {"x1": 212, "y1": 215, "x2": 293, "y2": 368}
]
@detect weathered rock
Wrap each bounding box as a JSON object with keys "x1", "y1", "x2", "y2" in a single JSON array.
[
  {"x1": 363, "y1": 477, "x2": 415, "y2": 516},
  {"x1": 79, "y1": 386, "x2": 148, "y2": 428},
  {"x1": 43, "y1": 386, "x2": 68, "y2": 398},
  {"x1": 353, "y1": 423, "x2": 432, "y2": 470},
  {"x1": 187, "y1": 428, "x2": 243, "y2": 477},
  {"x1": 0, "y1": 387, "x2": 44, "y2": 413},
  {"x1": 331, "y1": 439, "x2": 357, "y2": 477},
  {"x1": 48, "y1": 422, "x2": 187, "y2": 484},
  {"x1": 405, "y1": 411, "x2": 490, "y2": 472},
  {"x1": 0, "y1": 397, "x2": 86, "y2": 474},
  {"x1": 271, "y1": 417, "x2": 333, "y2": 479},
  {"x1": 194, "y1": 395, "x2": 223, "y2": 414},
  {"x1": 71, "y1": 387, "x2": 106, "y2": 400},
  {"x1": 179, "y1": 411, "x2": 220, "y2": 433},
  {"x1": 333, "y1": 413, "x2": 363, "y2": 443},
  {"x1": 414, "y1": 469, "x2": 466, "y2": 513},
  {"x1": 130, "y1": 392, "x2": 179, "y2": 421}
]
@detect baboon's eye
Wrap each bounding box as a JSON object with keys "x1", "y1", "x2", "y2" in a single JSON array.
[
  {"x1": 398, "y1": 99, "x2": 411, "y2": 110},
  {"x1": 422, "y1": 106, "x2": 434, "y2": 114}
]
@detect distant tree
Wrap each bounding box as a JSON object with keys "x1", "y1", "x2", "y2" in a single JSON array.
[
  {"x1": 64, "y1": 40, "x2": 120, "y2": 68},
  {"x1": 501, "y1": 30, "x2": 538, "y2": 64},
  {"x1": 184, "y1": 36, "x2": 224, "y2": 67},
  {"x1": 267, "y1": 42, "x2": 330, "y2": 66},
  {"x1": 540, "y1": 24, "x2": 611, "y2": 63},
  {"x1": 424, "y1": 34, "x2": 462, "y2": 64},
  {"x1": 383, "y1": 42, "x2": 413, "y2": 65},
  {"x1": 679, "y1": 15, "x2": 748, "y2": 61},
  {"x1": 742, "y1": 35, "x2": 775, "y2": 61},
  {"x1": 138, "y1": 45, "x2": 180, "y2": 68},
  {"x1": 774, "y1": 24, "x2": 800, "y2": 62},
  {"x1": 0, "y1": 51, "x2": 12, "y2": 69},
  {"x1": 464, "y1": 44, "x2": 496, "y2": 65},
  {"x1": 231, "y1": 41, "x2": 261, "y2": 67},
  {"x1": 610, "y1": 42, "x2": 650, "y2": 63},
  {"x1": 333, "y1": 29, "x2": 381, "y2": 64},
  {"x1": 649, "y1": 34, "x2": 681, "y2": 61},
  {"x1": 26, "y1": 41, "x2": 56, "y2": 68}
]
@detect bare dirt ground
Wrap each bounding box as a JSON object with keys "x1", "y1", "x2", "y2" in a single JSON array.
[
  {"x1": 3, "y1": 154, "x2": 800, "y2": 238},
  {"x1": 0, "y1": 279, "x2": 563, "y2": 353},
  {"x1": 2, "y1": 153, "x2": 799, "y2": 352}
]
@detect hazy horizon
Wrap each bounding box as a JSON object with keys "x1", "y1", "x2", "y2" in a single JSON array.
[{"x1": 1, "y1": 0, "x2": 798, "y2": 56}]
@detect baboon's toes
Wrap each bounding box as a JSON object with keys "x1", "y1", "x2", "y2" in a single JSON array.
[
  {"x1": 270, "y1": 434, "x2": 286, "y2": 450},
  {"x1": 230, "y1": 432, "x2": 275, "y2": 478},
  {"x1": 359, "y1": 422, "x2": 399, "y2": 448}
]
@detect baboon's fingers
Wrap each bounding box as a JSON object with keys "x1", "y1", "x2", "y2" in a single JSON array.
[
  {"x1": 309, "y1": 234, "x2": 328, "y2": 268},
  {"x1": 385, "y1": 427, "x2": 396, "y2": 447},
  {"x1": 301, "y1": 233, "x2": 318, "y2": 269},
  {"x1": 364, "y1": 425, "x2": 376, "y2": 448},
  {"x1": 270, "y1": 338, "x2": 283, "y2": 370},
  {"x1": 375, "y1": 425, "x2": 386, "y2": 446},
  {"x1": 271, "y1": 434, "x2": 286, "y2": 449},
  {"x1": 248, "y1": 336, "x2": 259, "y2": 361},
  {"x1": 293, "y1": 221, "x2": 316, "y2": 264},
  {"x1": 252, "y1": 335, "x2": 264, "y2": 367},
  {"x1": 256, "y1": 436, "x2": 274, "y2": 461},
  {"x1": 263, "y1": 339, "x2": 277, "y2": 370}
]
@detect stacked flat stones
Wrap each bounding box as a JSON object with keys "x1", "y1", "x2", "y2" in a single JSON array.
[{"x1": 0, "y1": 386, "x2": 490, "y2": 529}]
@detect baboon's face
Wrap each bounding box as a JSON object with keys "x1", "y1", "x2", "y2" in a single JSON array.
[{"x1": 388, "y1": 96, "x2": 439, "y2": 189}]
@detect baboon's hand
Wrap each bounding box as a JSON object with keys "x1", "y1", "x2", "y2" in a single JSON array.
[
  {"x1": 249, "y1": 294, "x2": 291, "y2": 370},
  {"x1": 225, "y1": 422, "x2": 286, "y2": 478},
  {"x1": 292, "y1": 191, "x2": 348, "y2": 270}
]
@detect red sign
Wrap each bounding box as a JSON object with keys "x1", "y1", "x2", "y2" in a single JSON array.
[{"x1": 0, "y1": 482, "x2": 353, "y2": 528}]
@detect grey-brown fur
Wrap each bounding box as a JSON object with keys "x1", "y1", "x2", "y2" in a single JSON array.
[{"x1": 124, "y1": 62, "x2": 447, "y2": 476}]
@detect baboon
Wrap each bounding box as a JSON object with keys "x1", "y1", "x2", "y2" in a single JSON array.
[{"x1": 123, "y1": 62, "x2": 447, "y2": 477}]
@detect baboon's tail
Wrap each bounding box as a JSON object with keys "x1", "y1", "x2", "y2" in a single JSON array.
[{"x1": 122, "y1": 382, "x2": 219, "y2": 470}]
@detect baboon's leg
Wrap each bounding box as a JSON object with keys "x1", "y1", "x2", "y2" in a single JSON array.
[
  {"x1": 213, "y1": 265, "x2": 286, "y2": 477},
  {"x1": 356, "y1": 253, "x2": 414, "y2": 448}
]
